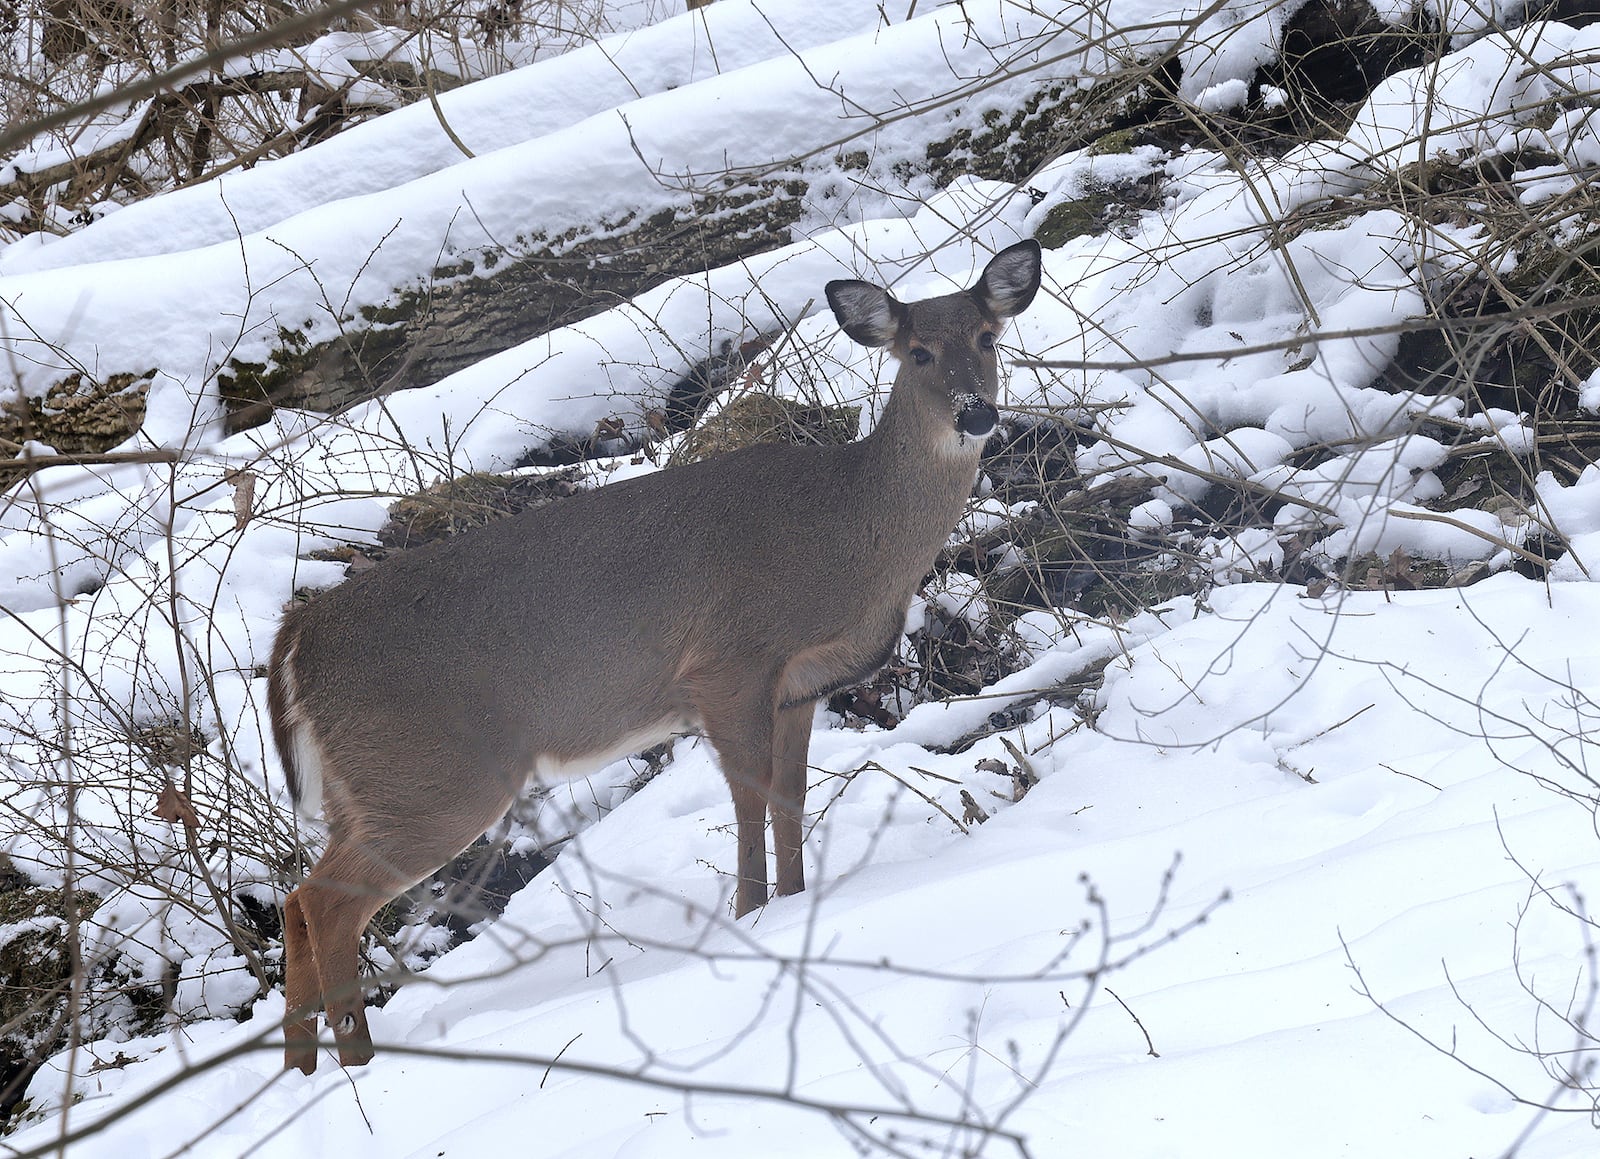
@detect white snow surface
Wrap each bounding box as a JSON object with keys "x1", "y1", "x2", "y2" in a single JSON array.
[{"x1": 2, "y1": 3, "x2": 1599, "y2": 1157}]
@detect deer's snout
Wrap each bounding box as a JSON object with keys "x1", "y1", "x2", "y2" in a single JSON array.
[{"x1": 954, "y1": 394, "x2": 997, "y2": 438}]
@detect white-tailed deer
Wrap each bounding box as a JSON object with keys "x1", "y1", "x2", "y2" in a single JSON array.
[{"x1": 267, "y1": 240, "x2": 1042, "y2": 1073}]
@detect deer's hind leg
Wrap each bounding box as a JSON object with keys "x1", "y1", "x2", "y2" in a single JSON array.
[
  {"x1": 286, "y1": 835, "x2": 404, "y2": 1070},
  {"x1": 282, "y1": 888, "x2": 321, "y2": 1074},
  {"x1": 285, "y1": 768, "x2": 525, "y2": 1071},
  {"x1": 278, "y1": 733, "x2": 521, "y2": 1069}
]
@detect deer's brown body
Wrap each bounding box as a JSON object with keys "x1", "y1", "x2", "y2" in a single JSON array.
[{"x1": 267, "y1": 240, "x2": 1042, "y2": 1073}]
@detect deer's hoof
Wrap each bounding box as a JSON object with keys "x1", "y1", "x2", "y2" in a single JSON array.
[{"x1": 284, "y1": 1020, "x2": 319, "y2": 1075}]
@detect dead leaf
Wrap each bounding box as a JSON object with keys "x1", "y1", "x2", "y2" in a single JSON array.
[
  {"x1": 227, "y1": 468, "x2": 256, "y2": 531},
  {"x1": 960, "y1": 789, "x2": 989, "y2": 826},
  {"x1": 154, "y1": 782, "x2": 199, "y2": 829},
  {"x1": 1447, "y1": 474, "x2": 1483, "y2": 504},
  {"x1": 1383, "y1": 546, "x2": 1421, "y2": 590}
]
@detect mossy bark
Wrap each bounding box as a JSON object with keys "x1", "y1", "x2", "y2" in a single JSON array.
[
  {"x1": 1, "y1": 372, "x2": 154, "y2": 456},
  {"x1": 0, "y1": 863, "x2": 100, "y2": 1126},
  {"x1": 214, "y1": 186, "x2": 812, "y2": 431}
]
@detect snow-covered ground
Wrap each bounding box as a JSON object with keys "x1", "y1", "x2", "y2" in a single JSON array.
[{"x1": 3, "y1": 2, "x2": 1599, "y2": 1156}]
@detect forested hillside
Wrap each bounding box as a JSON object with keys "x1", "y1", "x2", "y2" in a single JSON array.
[{"x1": 2, "y1": 2, "x2": 1599, "y2": 1156}]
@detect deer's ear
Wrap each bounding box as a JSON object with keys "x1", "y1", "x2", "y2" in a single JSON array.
[
  {"x1": 973, "y1": 240, "x2": 1042, "y2": 320},
  {"x1": 826, "y1": 280, "x2": 904, "y2": 348}
]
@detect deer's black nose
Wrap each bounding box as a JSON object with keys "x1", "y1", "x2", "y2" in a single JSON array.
[{"x1": 955, "y1": 396, "x2": 997, "y2": 438}]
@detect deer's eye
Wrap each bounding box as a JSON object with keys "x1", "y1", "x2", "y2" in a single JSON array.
[
  {"x1": 909, "y1": 347, "x2": 933, "y2": 366},
  {"x1": 978, "y1": 331, "x2": 997, "y2": 351}
]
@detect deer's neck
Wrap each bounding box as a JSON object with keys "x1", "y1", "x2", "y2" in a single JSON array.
[{"x1": 852, "y1": 384, "x2": 984, "y2": 569}]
